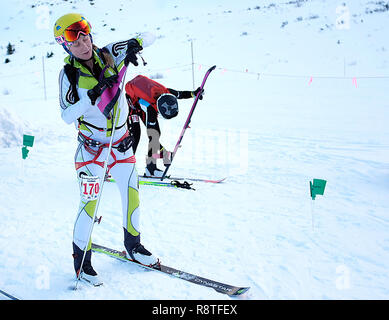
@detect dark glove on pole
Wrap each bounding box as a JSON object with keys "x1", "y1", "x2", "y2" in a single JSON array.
[
  {"x1": 191, "y1": 87, "x2": 204, "y2": 100},
  {"x1": 87, "y1": 75, "x2": 119, "y2": 105},
  {"x1": 124, "y1": 38, "x2": 143, "y2": 66}
]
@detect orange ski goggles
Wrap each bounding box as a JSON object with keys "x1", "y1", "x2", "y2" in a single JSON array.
[{"x1": 55, "y1": 19, "x2": 91, "y2": 46}]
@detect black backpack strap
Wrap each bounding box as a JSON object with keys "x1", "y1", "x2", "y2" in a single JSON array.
[
  {"x1": 63, "y1": 62, "x2": 80, "y2": 104},
  {"x1": 77, "y1": 118, "x2": 128, "y2": 132}
]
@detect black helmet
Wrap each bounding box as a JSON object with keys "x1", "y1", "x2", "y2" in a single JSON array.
[{"x1": 157, "y1": 93, "x2": 178, "y2": 119}]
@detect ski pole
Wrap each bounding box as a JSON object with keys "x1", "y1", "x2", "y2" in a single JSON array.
[
  {"x1": 138, "y1": 52, "x2": 147, "y2": 66},
  {"x1": 0, "y1": 288, "x2": 19, "y2": 300},
  {"x1": 161, "y1": 65, "x2": 216, "y2": 181},
  {"x1": 74, "y1": 65, "x2": 129, "y2": 290}
]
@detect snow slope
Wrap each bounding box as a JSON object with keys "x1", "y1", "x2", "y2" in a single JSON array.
[{"x1": 0, "y1": 0, "x2": 389, "y2": 300}]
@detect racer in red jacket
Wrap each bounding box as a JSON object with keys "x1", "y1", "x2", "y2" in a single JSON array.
[{"x1": 125, "y1": 75, "x2": 203, "y2": 177}]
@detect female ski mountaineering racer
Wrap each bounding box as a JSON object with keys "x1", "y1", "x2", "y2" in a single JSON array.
[
  {"x1": 55, "y1": 13, "x2": 158, "y2": 285},
  {"x1": 125, "y1": 75, "x2": 204, "y2": 177}
]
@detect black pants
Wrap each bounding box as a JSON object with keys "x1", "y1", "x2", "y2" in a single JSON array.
[{"x1": 128, "y1": 106, "x2": 164, "y2": 162}]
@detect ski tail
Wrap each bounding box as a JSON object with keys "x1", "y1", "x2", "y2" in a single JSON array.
[{"x1": 107, "y1": 177, "x2": 195, "y2": 190}]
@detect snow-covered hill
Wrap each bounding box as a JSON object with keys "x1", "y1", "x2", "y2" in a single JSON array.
[{"x1": 0, "y1": 0, "x2": 388, "y2": 300}]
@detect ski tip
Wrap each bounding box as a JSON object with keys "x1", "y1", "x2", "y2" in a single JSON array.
[
  {"x1": 210, "y1": 65, "x2": 216, "y2": 71},
  {"x1": 231, "y1": 287, "x2": 250, "y2": 296},
  {"x1": 203, "y1": 177, "x2": 226, "y2": 183}
]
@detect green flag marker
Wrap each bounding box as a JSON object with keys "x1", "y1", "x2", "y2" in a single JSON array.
[
  {"x1": 23, "y1": 135, "x2": 34, "y2": 147},
  {"x1": 22, "y1": 134, "x2": 35, "y2": 159},
  {"x1": 22, "y1": 146, "x2": 29, "y2": 159},
  {"x1": 310, "y1": 179, "x2": 326, "y2": 200}
]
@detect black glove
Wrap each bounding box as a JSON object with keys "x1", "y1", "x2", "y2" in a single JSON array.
[
  {"x1": 192, "y1": 87, "x2": 204, "y2": 100},
  {"x1": 116, "y1": 134, "x2": 135, "y2": 153},
  {"x1": 124, "y1": 38, "x2": 143, "y2": 66},
  {"x1": 87, "y1": 75, "x2": 119, "y2": 105}
]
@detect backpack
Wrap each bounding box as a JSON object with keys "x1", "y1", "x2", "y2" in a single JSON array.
[{"x1": 125, "y1": 75, "x2": 170, "y2": 112}]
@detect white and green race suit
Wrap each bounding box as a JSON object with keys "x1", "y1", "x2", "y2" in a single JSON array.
[{"x1": 58, "y1": 35, "x2": 152, "y2": 258}]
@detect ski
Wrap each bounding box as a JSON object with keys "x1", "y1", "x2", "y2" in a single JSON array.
[
  {"x1": 142, "y1": 175, "x2": 226, "y2": 184},
  {"x1": 106, "y1": 176, "x2": 195, "y2": 190},
  {"x1": 91, "y1": 243, "x2": 249, "y2": 296},
  {"x1": 139, "y1": 179, "x2": 195, "y2": 190}
]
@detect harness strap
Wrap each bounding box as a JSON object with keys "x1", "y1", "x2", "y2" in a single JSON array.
[
  {"x1": 75, "y1": 131, "x2": 136, "y2": 173},
  {"x1": 77, "y1": 118, "x2": 127, "y2": 132}
]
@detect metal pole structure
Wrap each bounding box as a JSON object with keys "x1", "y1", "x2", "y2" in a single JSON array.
[
  {"x1": 343, "y1": 57, "x2": 346, "y2": 78},
  {"x1": 191, "y1": 40, "x2": 195, "y2": 90},
  {"x1": 42, "y1": 56, "x2": 47, "y2": 101}
]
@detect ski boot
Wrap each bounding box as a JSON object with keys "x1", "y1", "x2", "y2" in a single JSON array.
[
  {"x1": 126, "y1": 243, "x2": 159, "y2": 267},
  {"x1": 124, "y1": 231, "x2": 159, "y2": 267},
  {"x1": 73, "y1": 243, "x2": 103, "y2": 286},
  {"x1": 145, "y1": 159, "x2": 164, "y2": 177}
]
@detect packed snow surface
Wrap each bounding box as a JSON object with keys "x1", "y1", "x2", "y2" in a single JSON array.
[{"x1": 0, "y1": 0, "x2": 388, "y2": 299}]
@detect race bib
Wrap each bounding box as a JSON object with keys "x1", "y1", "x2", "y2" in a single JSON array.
[{"x1": 81, "y1": 175, "x2": 100, "y2": 201}]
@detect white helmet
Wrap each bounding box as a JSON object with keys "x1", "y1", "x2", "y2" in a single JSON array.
[{"x1": 157, "y1": 93, "x2": 178, "y2": 119}]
